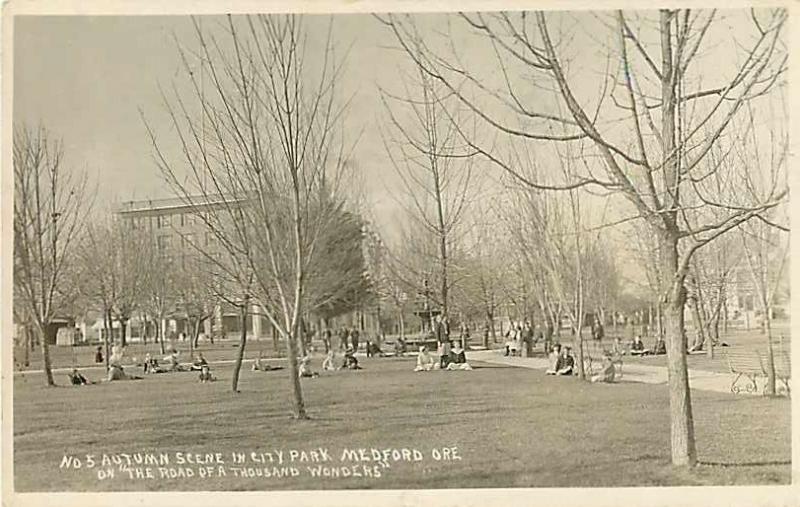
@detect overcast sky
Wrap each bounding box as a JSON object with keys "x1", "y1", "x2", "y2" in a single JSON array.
[
  {"x1": 11, "y1": 13, "x2": 638, "y2": 239},
  {"x1": 13, "y1": 10, "x2": 780, "y2": 269},
  {"x1": 13, "y1": 15, "x2": 413, "y2": 220}
]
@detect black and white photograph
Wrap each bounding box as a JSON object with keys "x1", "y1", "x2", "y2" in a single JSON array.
[{"x1": 3, "y1": 0, "x2": 796, "y2": 505}]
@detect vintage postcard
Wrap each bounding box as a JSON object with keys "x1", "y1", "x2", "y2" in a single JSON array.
[{"x1": 2, "y1": 0, "x2": 798, "y2": 506}]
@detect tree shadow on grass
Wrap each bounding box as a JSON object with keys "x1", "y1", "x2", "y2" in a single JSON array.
[
  {"x1": 468, "y1": 363, "x2": 515, "y2": 369},
  {"x1": 698, "y1": 460, "x2": 791, "y2": 467}
]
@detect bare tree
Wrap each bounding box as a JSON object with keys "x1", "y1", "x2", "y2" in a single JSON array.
[
  {"x1": 79, "y1": 221, "x2": 118, "y2": 371},
  {"x1": 140, "y1": 243, "x2": 179, "y2": 355},
  {"x1": 380, "y1": 65, "x2": 476, "y2": 318},
  {"x1": 503, "y1": 180, "x2": 613, "y2": 379},
  {"x1": 456, "y1": 200, "x2": 510, "y2": 346},
  {"x1": 13, "y1": 126, "x2": 91, "y2": 386},
  {"x1": 380, "y1": 8, "x2": 787, "y2": 466},
  {"x1": 736, "y1": 100, "x2": 789, "y2": 396},
  {"x1": 144, "y1": 15, "x2": 354, "y2": 419}
]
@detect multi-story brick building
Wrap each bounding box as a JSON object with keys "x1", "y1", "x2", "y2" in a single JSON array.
[{"x1": 114, "y1": 195, "x2": 271, "y2": 341}]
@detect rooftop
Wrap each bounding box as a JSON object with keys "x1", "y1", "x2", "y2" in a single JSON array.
[{"x1": 114, "y1": 194, "x2": 248, "y2": 214}]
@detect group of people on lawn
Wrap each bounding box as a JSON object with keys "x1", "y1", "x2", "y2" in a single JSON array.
[
  {"x1": 415, "y1": 314, "x2": 473, "y2": 372},
  {"x1": 545, "y1": 343, "x2": 618, "y2": 383},
  {"x1": 541, "y1": 333, "x2": 666, "y2": 384},
  {"x1": 504, "y1": 317, "x2": 609, "y2": 357},
  {"x1": 414, "y1": 342, "x2": 472, "y2": 371},
  {"x1": 69, "y1": 312, "x2": 666, "y2": 386}
]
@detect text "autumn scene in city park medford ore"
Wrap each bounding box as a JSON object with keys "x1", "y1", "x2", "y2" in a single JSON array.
[{"x1": 10, "y1": 6, "x2": 791, "y2": 493}]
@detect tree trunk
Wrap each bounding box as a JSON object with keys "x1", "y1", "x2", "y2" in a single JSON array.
[
  {"x1": 297, "y1": 320, "x2": 307, "y2": 358},
  {"x1": 104, "y1": 309, "x2": 111, "y2": 371},
  {"x1": 272, "y1": 325, "x2": 280, "y2": 353},
  {"x1": 663, "y1": 282, "x2": 696, "y2": 466},
  {"x1": 231, "y1": 303, "x2": 248, "y2": 393},
  {"x1": 688, "y1": 296, "x2": 706, "y2": 351},
  {"x1": 657, "y1": 9, "x2": 696, "y2": 467},
  {"x1": 24, "y1": 325, "x2": 32, "y2": 367},
  {"x1": 158, "y1": 318, "x2": 166, "y2": 355},
  {"x1": 483, "y1": 315, "x2": 491, "y2": 349},
  {"x1": 119, "y1": 318, "x2": 128, "y2": 347},
  {"x1": 722, "y1": 300, "x2": 729, "y2": 335},
  {"x1": 399, "y1": 311, "x2": 406, "y2": 340},
  {"x1": 38, "y1": 322, "x2": 55, "y2": 386},
  {"x1": 285, "y1": 325, "x2": 308, "y2": 419},
  {"x1": 707, "y1": 283, "x2": 725, "y2": 359},
  {"x1": 189, "y1": 319, "x2": 195, "y2": 356},
  {"x1": 191, "y1": 318, "x2": 202, "y2": 351},
  {"x1": 575, "y1": 325, "x2": 585, "y2": 379},
  {"x1": 658, "y1": 234, "x2": 697, "y2": 466},
  {"x1": 762, "y1": 298, "x2": 777, "y2": 396}
]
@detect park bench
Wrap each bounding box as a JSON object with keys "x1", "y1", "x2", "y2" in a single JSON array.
[
  {"x1": 756, "y1": 349, "x2": 792, "y2": 396},
  {"x1": 725, "y1": 349, "x2": 764, "y2": 394}
]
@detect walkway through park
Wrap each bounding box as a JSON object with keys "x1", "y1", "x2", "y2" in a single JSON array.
[
  {"x1": 15, "y1": 344, "x2": 785, "y2": 397},
  {"x1": 467, "y1": 349, "x2": 743, "y2": 395}
]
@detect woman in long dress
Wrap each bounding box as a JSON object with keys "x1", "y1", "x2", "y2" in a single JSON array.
[
  {"x1": 446, "y1": 342, "x2": 473, "y2": 371},
  {"x1": 415, "y1": 346, "x2": 435, "y2": 371}
]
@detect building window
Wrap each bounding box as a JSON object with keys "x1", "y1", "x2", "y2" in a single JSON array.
[
  {"x1": 205, "y1": 232, "x2": 215, "y2": 247},
  {"x1": 157, "y1": 215, "x2": 171, "y2": 229},
  {"x1": 157, "y1": 235, "x2": 171, "y2": 253},
  {"x1": 129, "y1": 217, "x2": 138, "y2": 229},
  {"x1": 182, "y1": 233, "x2": 196, "y2": 250}
]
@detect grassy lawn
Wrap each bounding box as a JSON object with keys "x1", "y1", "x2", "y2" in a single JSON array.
[
  {"x1": 13, "y1": 356, "x2": 790, "y2": 491},
  {"x1": 502, "y1": 325, "x2": 792, "y2": 374},
  {"x1": 13, "y1": 338, "x2": 287, "y2": 372}
]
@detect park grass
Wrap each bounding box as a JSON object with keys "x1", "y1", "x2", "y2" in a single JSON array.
[
  {"x1": 13, "y1": 356, "x2": 791, "y2": 491},
  {"x1": 13, "y1": 339, "x2": 286, "y2": 372}
]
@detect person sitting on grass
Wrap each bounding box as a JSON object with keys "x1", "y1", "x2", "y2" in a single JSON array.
[
  {"x1": 630, "y1": 335, "x2": 650, "y2": 356},
  {"x1": 322, "y1": 349, "x2": 340, "y2": 371},
  {"x1": 366, "y1": 340, "x2": 384, "y2": 358},
  {"x1": 342, "y1": 347, "x2": 362, "y2": 370},
  {"x1": 164, "y1": 350, "x2": 182, "y2": 371},
  {"x1": 446, "y1": 341, "x2": 473, "y2": 371},
  {"x1": 191, "y1": 353, "x2": 208, "y2": 371},
  {"x1": 252, "y1": 351, "x2": 282, "y2": 371},
  {"x1": 591, "y1": 353, "x2": 617, "y2": 383},
  {"x1": 415, "y1": 346, "x2": 435, "y2": 372},
  {"x1": 556, "y1": 346, "x2": 575, "y2": 376},
  {"x1": 143, "y1": 353, "x2": 159, "y2": 374},
  {"x1": 107, "y1": 363, "x2": 142, "y2": 381},
  {"x1": 69, "y1": 368, "x2": 89, "y2": 385},
  {"x1": 144, "y1": 354, "x2": 164, "y2": 374},
  {"x1": 252, "y1": 351, "x2": 267, "y2": 371},
  {"x1": 503, "y1": 328, "x2": 515, "y2": 356},
  {"x1": 298, "y1": 354, "x2": 320, "y2": 378},
  {"x1": 545, "y1": 343, "x2": 562, "y2": 375},
  {"x1": 198, "y1": 364, "x2": 215, "y2": 383}
]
